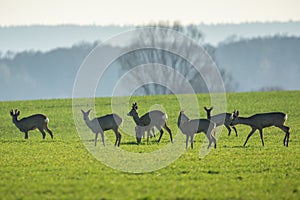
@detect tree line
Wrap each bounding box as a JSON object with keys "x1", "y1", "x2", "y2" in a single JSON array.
[{"x1": 0, "y1": 24, "x2": 299, "y2": 101}]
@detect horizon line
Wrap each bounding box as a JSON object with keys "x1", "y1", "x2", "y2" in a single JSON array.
[{"x1": 0, "y1": 19, "x2": 300, "y2": 28}]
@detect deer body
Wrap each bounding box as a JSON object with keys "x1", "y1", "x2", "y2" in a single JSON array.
[
  {"x1": 177, "y1": 111, "x2": 217, "y2": 149},
  {"x1": 127, "y1": 103, "x2": 173, "y2": 144},
  {"x1": 231, "y1": 111, "x2": 290, "y2": 147},
  {"x1": 10, "y1": 109, "x2": 53, "y2": 139},
  {"x1": 81, "y1": 109, "x2": 122, "y2": 147},
  {"x1": 204, "y1": 107, "x2": 238, "y2": 136}
]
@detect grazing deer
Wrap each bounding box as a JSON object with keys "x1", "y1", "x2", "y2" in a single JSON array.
[
  {"x1": 177, "y1": 110, "x2": 217, "y2": 149},
  {"x1": 127, "y1": 102, "x2": 173, "y2": 144},
  {"x1": 230, "y1": 110, "x2": 290, "y2": 147},
  {"x1": 204, "y1": 106, "x2": 238, "y2": 136},
  {"x1": 81, "y1": 109, "x2": 122, "y2": 147},
  {"x1": 10, "y1": 109, "x2": 53, "y2": 139}
]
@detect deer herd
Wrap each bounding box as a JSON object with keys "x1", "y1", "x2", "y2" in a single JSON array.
[{"x1": 9, "y1": 102, "x2": 290, "y2": 150}]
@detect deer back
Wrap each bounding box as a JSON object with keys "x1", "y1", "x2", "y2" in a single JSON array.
[
  {"x1": 210, "y1": 113, "x2": 231, "y2": 126},
  {"x1": 250, "y1": 112, "x2": 287, "y2": 128},
  {"x1": 139, "y1": 110, "x2": 166, "y2": 127},
  {"x1": 96, "y1": 114, "x2": 122, "y2": 131},
  {"x1": 15, "y1": 114, "x2": 48, "y2": 132}
]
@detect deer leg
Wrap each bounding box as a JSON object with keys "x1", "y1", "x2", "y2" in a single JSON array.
[
  {"x1": 157, "y1": 127, "x2": 164, "y2": 143},
  {"x1": 163, "y1": 123, "x2": 173, "y2": 143},
  {"x1": 232, "y1": 126, "x2": 238, "y2": 137},
  {"x1": 151, "y1": 128, "x2": 156, "y2": 138},
  {"x1": 206, "y1": 133, "x2": 213, "y2": 149},
  {"x1": 258, "y1": 129, "x2": 265, "y2": 146},
  {"x1": 147, "y1": 130, "x2": 150, "y2": 144},
  {"x1": 225, "y1": 124, "x2": 231, "y2": 136},
  {"x1": 24, "y1": 131, "x2": 29, "y2": 139},
  {"x1": 113, "y1": 127, "x2": 122, "y2": 147},
  {"x1": 213, "y1": 135, "x2": 217, "y2": 148},
  {"x1": 190, "y1": 134, "x2": 195, "y2": 149},
  {"x1": 38, "y1": 128, "x2": 46, "y2": 139},
  {"x1": 284, "y1": 131, "x2": 290, "y2": 147},
  {"x1": 278, "y1": 125, "x2": 290, "y2": 147},
  {"x1": 117, "y1": 132, "x2": 122, "y2": 147},
  {"x1": 185, "y1": 135, "x2": 189, "y2": 149},
  {"x1": 100, "y1": 131, "x2": 105, "y2": 146},
  {"x1": 211, "y1": 131, "x2": 217, "y2": 149},
  {"x1": 94, "y1": 132, "x2": 99, "y2": 147},
  {"x1": 44, "y1": 125, "x2": 53, "y2": 139},
  {"x1": 212, "y1": 128, "x2": 217, "y2": 138},
  {"x1": 243, "y1": 128, "x2": 257, "y2": 147},
  {"x1": 207, "y1": 128, "x2": 217, "y2": 149},
  {"x1": 113, "y1": 129, "x2": 118, "y2": 146}
]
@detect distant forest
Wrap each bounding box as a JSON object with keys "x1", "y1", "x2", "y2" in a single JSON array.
[{"x1": 0, "y1": 35, "x2": 299, "y2": 101}]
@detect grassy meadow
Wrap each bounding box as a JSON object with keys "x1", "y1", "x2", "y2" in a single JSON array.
[{"x1": 0, "y1": 91, "x2": 300, "y2": 199}]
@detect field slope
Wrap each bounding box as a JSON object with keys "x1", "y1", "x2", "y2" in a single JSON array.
[{"x1": 0, "y1": 91, "x2": 300, "y2": 199}]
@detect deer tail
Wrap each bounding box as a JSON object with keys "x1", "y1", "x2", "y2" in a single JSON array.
[
  {"x1": 284, "y1": 114, "x2": 288, "y2": 121},
  {"x1": 162, "y1": 113, "x2": 168, "y2": 121},
  {"x1": 45, "y1": 117, "x2": 49, "y2": 124}
]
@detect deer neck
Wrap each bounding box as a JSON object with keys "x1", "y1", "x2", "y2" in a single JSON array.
[
  {"x1": 84, "y1": 116, "x2": 94, "y2": 129},
  {"x1": 236, "y1": 117, "x2": 253, "y2": 126},
  {"x1": 178, "y1": 114, "x2": 183, "y2": 128},
  {"x1": 178, "y1": 113, "x2": 188, "y2": 128},
  {"x1": 132, "y1": 113, "x2": 141, "y2": 125},
  {"x1": 206, "y1": 112, "x2": 211, "y2": 120},
  {"x1": 13, "y1": 117, "x2": 26, "y2": 131},
  {"x1": 12, "y1": 117, "x2": 21, "y2": 126}
]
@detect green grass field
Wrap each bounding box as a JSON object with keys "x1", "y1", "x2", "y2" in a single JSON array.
[{"x1": 0, "y1": 91, "x2": 300, "y2": 199}]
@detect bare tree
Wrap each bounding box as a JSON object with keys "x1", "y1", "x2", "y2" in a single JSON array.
[{"x1": 117, "y1": 21, "x2": 210, "y2": 95}]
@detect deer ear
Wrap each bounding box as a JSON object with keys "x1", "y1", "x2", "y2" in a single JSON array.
[
  {"x1": 236, "y1": 110, "x2": 239, "y2": 116},
  {"x1": 16, "y1": 110, "x2": 20, "y2": 116},
  {"x1": 10, "y1": 109, "x2": 14, "y2": 116},
  {"x1": 211, "y1": 106, "x2": 214, "y2": 110}
]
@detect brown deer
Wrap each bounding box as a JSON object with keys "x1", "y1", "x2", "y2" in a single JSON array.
[
  {"x1": 230, "y1": 110, "x2": 290, "y2": 147},
  {"x1": 127, "y1": 102, "x2": 173, "y2": 144},
  {"x1": 177, "y1": 110, "x2": 217, "y2": 149},
  {"x1": 81, "y1": 109, "x2": 122, "y2": 147},
  {"x1": 10, "y1": 109, "x2": 53, "y2": 139},
  {"x1": 204, "y1": 106, "x2": 238, "y2": 136}
]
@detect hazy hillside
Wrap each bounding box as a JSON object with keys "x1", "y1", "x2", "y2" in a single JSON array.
[
  {"x1": 0, "y1": 25, "x2": 131, "y2": 53},
  {"x1": 0, "y1": 43, "x2": 94, "y2": 101},
  {"x1": 1, "y1": 34, "x2": 299, "y2": 101},
  {"x1": 215, "y1": 36, "x2": 300, "y2": 91},
  {"x1": 1, "y1": 22, "x2": 300, "y2": 53}
]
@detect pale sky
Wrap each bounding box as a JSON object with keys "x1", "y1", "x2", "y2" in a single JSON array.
[{"x1": 0, "y1": 0, "x2": 300, "y2": 26}]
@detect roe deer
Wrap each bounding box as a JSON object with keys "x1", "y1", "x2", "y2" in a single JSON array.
[
  {"x1": 10, "y1": 109, "x2": 53, "y2": 139},
  {"x1": 81, "y1": 109, "x2": 122, "y2": 147},
  {"x1": 177, "y1": 110, "x2": 217, "y2": 149},
  {"x1": 230, "y1": 110, "x2": 290, "y2": 147},
  {"x1": 127, "y1": 102, "x2": 173, "y2": 144},
  {"x1": 204, "y1": 106, "x2": 238, "y2": 136}
]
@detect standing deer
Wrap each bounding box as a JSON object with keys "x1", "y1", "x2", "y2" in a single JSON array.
[
  {"x1": 204, "y1": 106, "x2": 238, "y2": 136},
  {"x1": 177, "y1": 110, "x2": 217, "y2": 149},
  {"x1": 10, "y1": 109, "x2": 53, "y2": 139},
  {"x1": 127, "y1": 102, "x2": 173, "y2": 144},
  {"x1": 81, "y1": 109, "x2": 122, "y2": 147},
  {"x1": 230, "y1": 110, "x2": 290, "y2": 147}
]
